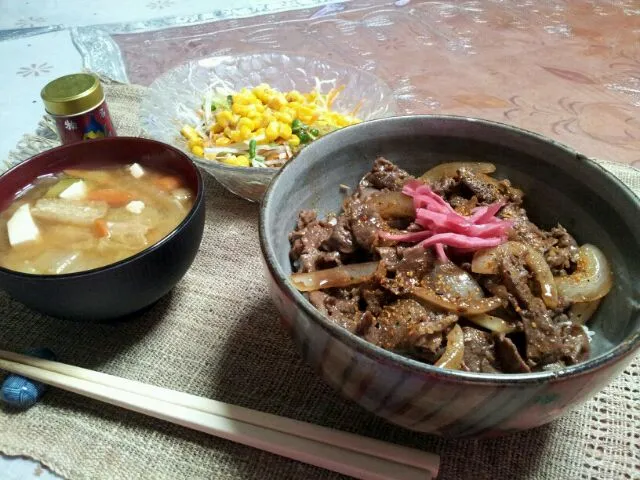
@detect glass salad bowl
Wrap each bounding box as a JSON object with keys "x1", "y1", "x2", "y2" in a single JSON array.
[{"x1": 140, "y1": 53, "x2": 398, "y2": 202}]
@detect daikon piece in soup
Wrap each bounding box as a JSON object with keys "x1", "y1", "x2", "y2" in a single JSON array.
[{"x1": 0, "y1": 163, "x2": 194, "y2": 275}]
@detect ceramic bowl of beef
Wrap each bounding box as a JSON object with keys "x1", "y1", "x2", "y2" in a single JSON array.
[
  {"x1": 259, "y1": 115, "x2": 640, "y2": 438},
  {"x1": 0, "y1": 137, "x2": 205, "y2": 321}
]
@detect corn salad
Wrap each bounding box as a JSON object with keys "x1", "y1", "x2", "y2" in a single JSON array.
[{"x1": 180, "y1": 83, "x2": 361, "y2": 168}]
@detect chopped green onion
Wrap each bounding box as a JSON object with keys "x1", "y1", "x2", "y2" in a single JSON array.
[
  {"x1": 248, "y1": 139, "x2": 257, "y2": 159},
  {"x1": 298, "y1": 131, "x2": 312, "y2": 144},
  {"x1": 309, "y1": 128, "x2": 320, "y2": 137},
  {"x1": 227, "y1": 95, "x2": 233, "y2": 107},
  {"x1": 291, "y1": 119, "x2": 305, "y2": 135}
]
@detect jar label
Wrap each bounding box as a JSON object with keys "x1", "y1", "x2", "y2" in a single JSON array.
[{"x1": 53, "y1": 101, "x2": 116, "y2": 144}]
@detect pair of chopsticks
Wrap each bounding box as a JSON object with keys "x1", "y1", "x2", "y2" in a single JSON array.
[{"x1": 0, "y1": 350, "x2": 439, "y2": 480}]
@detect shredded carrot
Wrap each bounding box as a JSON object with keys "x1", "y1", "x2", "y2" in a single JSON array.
[
  {"x1": 154, "y1": 175, "x2": 182, "y2": 192},
  {"x1": 350, "y1": 99, "x2": 364, "y2": 117},
  {"x1": 93, "y1": 219, "x2": 110, "y2": 238},
  {"x1": 326, "y1": 85, "x2": 345, "y2": 108},
  {"x1": 87, "y1": 189, "x2": 134, "y2": 207}
]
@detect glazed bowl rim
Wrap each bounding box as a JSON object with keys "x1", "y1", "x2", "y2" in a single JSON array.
[
  {"x1": 259, "y1": 114, "x2": 640, "y2": 385},
  {"x1": 0, "y1": 136, "x2": 204, "y2": 281}
]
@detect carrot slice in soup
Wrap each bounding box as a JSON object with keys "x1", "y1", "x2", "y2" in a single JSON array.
[
  {"x1": 93, "y1": 219, "x2": 110, "y2": 238},
  {"x1": 154, "y1": 176, "x2": 182, "y2": 192},
  {"x1": 87, "y1": 189, "x2": 134, "y2": 207}
]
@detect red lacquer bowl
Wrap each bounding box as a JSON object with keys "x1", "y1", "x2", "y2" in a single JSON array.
[{"x1": 0, "y1": 137, "x2": 205, "y2": 321}]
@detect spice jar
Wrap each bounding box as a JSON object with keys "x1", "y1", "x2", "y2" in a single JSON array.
[{"x1": 40, "y1": 73, "x2": 116, "y2": 145}]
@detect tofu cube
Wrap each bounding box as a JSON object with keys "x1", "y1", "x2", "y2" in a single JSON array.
[
  {"x1": 129, "y1": 163, "x2": 145, "y2": 179},
  {"x1": 125, "y1": 200, "x2": 145, "y2": 215},
  {"x1": 7, "y1": 204, "x2": 40, "y2": 247},
  {"x1": 59, "y1": 180, "x2": 87, "y2": 200}
]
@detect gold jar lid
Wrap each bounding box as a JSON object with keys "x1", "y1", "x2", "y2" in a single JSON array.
[{"x1": 40, "y1": 73, "x2": 104, "y2": 116}]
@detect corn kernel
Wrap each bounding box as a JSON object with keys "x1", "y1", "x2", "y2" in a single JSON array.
[
  {"x1": 268, "y1": 93, "x2": 288, "y2": 110},
  {"x1": 265, "y1": 120, "x2": 280, "y2": 141},
  {"x1": 335, "y1": 117, "x2": 349, "y2": 127},
  {"x1": 279, "y1": 122, "x2": 292, "y2": 140},
  {"x1": 222, "y1": 155, "x2": 251, "y2": 167},
  {"x1": 261, "y1": 115, "x2": 275, "y2": 128},
  {"x1": 215, "y1": 136, "x2": 232, "y2": 146},
  {"x1": 253, "y1": 128, "x2": 266, "y2": 143},
  {"x1": 216, "y1": 110, "x2": 233, "y2": 128},
  {"x1": 228, "y1": 129, "x2": 242, "y2": 143},
  {"x1": 299, "y1": 115, "x2": 314, "y2": 124},
  {"x1": 274, "y1": 111, "x2": 293, "y2": 124},
  {"x1": 239, "y1": 125, "x2": 252, "y2": 140},
  {"x1": 234, "y1": 91, "x2": 258, "y2": 105},
  {"x1": 188, "y1": 138, "x2": 203, "y2": 148},
  {"x1": 289, "y1": 134, "x2": 300, "y2": 147},
  {"x1": 180, "y1": 125, "x2": 199, "y2": 142},
  {"x1": 235, "y1": 155, "x2": 251, "y2": 166},
  {"x1": 232, "y1": 103, "x2": 250, "y2": 116},
  {"x1": 191, "y1": 145, "x2": 204, "y2": 157},
  {"x1": 262, "y1": 93, "x2": 274, "y2": 106},
  {"x1": 211, "y1": 123, "x2": 224, "y2": 134},
  {"x1": 297, "y1": 105, "x2": 316, "y2": 118},
  {"x1": 237, "y1": 117, "x2": 254, "y2": 131},
  {"x1": 285, "y1": 90, "x2": 305, "y2": 103},
  {"x1": 252, "y1": 84, "x2": 270, "y2": 102}
]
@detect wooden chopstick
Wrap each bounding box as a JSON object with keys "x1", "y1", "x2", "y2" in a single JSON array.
[
  {"x1": 0, "y1": 352, "x2": 439, "y2": 480},
  {"x1": 0, "y1": 349, "x2": 438, "y2": 474}
]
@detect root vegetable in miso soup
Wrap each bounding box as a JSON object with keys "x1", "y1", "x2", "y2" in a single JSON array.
[{"x1": 0, "y1": 163, "x2": 194, "y2": 275}]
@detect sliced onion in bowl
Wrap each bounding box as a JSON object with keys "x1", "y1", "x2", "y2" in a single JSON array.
[
  {"x1": 471, "y1": 246, "x2": 501, "y2": 274},
  {"x1": 291, "y1": 261, "x2": 380, "y2": 292},
  {"x1": 472, "y1": 241, "x2": 558, "y2": 308},
  {"x1": 409, "y1": 286, "x2": 503, "y2": 315},
  {"x1": 568, "y1": 299, "x2": 602, "y2": 325},
  {"x1": 425, "y1": 261, "x2": 484, "y2": 301},
  {"x1": 466, "y1": 313, "x2": 517, "y2": 333},
  {"x1": 369, "y1": 191, "x2": 415, "y2": 219},
  {"x1": 555, "y1": 244, "x2": 613, "y2": 303},
  {"x1": 435, "y1": 324, "x2": 464, "y2": 370},
  {"x1": 419, "y1": 162, "x2": 496, "y2": 183}
]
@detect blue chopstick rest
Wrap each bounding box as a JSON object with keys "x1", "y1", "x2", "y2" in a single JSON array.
[{"x1": 1, "y1": 348, "x2": 57, "y2": 409}]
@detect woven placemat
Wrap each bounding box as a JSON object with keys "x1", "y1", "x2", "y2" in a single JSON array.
[{"x1": 0, "y1": 81, "x2": 638, "y2": 480}]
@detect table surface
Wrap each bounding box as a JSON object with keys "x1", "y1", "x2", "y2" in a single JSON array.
[
  {"x1": 102, "y1": 0, "x2": 640, "y2": 167},
  {"x1": 1, "y1": 0, "x2": 639, "y2": 478}
]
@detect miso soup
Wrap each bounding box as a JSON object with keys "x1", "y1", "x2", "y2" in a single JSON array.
[{"x1": 0, "y1": 163, "x2": 194, "y2": 275}]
